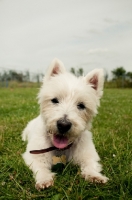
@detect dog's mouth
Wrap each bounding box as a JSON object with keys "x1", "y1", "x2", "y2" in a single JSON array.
[{"x1": 53, "y1": 134, "x2": 68, "y2": 149}]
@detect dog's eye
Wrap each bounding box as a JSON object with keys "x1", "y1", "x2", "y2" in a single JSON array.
[
  {"x1": 51, "y1": 98, "x2": 59, "y2": 104},
  {"x1": 77, "y1": 103, "x2": 85, "y2": 110}
]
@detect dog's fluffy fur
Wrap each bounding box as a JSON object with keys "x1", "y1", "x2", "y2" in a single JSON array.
[{"x1": 22, "y1": 58, "x2": 108, "y2": 190}]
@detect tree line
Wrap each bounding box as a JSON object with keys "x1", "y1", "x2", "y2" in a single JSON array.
[
  {"x1": 0, "y1": 66, "x2": 132, "y2": 88},
  {"x1": 70, "y1": 66, "x2": 132, "y2": 88},
  {"x1": 111, "y1": 67, "x2": 132, "y2": 80},
  {"x1": 109, "y1": 67, "x2": 132, "y2": 87},
  {"x1": 0, "y1": 69, "x2": 43, "y2": 83}
]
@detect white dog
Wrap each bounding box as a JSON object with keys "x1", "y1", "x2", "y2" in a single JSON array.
[{"x1": 22, "y1": 58, "x2": 108, "y2": 190}]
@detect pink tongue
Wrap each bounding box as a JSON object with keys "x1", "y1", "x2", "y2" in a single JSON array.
[{"x1": 53, "y1": 135, "x2": 68, "y2": 149}]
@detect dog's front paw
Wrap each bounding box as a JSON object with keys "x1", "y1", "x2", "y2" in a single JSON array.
[
  {"x1": 35, "y1": 179, "x2": 54, "y2": 190},
  {"x1": 82, "y1": 173, "x2": 109, "y2": 184},
  {"x1": 35, "y1": 172, "x2": 55, "y2": 190},
  {"x1": 88, "y1": 175, "x2": 109, "y2": 183}
]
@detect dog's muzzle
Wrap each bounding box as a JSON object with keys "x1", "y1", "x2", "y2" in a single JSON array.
[{"x1": 57, "y1": 118, "x2": 72, "y2": 134}]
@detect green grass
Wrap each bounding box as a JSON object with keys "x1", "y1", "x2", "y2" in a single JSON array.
[{"x1": 0, "y1": 88, "x2": 132, "y2": 200}]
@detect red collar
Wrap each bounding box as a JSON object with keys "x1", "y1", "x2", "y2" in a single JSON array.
[{"x1": 30, "y1": 143, "x2": 73, "y2": 154}]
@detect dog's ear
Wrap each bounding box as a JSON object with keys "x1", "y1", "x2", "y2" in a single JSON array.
[
  {"x1": 44, "y1": 58, "x2": 66, "y2": 80},
  {"x1": 85, "y1": 69, "x2": 104, "y2": 98}
]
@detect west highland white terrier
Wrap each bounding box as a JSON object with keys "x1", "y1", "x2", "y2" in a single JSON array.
[{"x1": 22, "y1": 58, "x2": 108, "y2": 190}]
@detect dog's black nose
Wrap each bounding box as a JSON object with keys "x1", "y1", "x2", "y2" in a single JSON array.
[{"x1": 57, "y1": 119, "x2": 72, "y2": 134}]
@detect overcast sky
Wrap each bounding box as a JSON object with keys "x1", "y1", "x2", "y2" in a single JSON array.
[{"x1": 0, "y1": 0, "x2": 132, "y2": 77}]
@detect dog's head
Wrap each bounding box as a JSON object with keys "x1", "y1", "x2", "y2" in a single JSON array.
[{"x1": 38, "y1": 58, "x2": 104, "y2": 149}]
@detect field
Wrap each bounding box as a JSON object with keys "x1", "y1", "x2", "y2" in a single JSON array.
[{"x1": 0, "y1": 88, "x2": 132, "y2": 200}]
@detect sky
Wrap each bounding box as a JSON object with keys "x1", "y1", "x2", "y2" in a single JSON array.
[{"x1": 0, "y1": 0, "x2": 132, "y2": 78}]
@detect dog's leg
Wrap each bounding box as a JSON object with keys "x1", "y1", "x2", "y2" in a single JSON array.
[
  {"x1": 70, "y1": 131, "x2": 109, "y2": 183},
  {"x1": 22, "y1": 116, "x2": 55, "y2": 190},
  {"x1": 80, "y1": 159, "x2": 108, "y2": 184},
  {"x1": 22, "y1": 140, "x2": 55, "y2": 190},
  {"x1": 23, "y1": 151, "x2": 55, "y2": 190}
]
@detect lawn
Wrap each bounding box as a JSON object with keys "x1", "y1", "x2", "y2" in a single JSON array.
[{"x1": 0, "y1": 88, "x2": 132, "y2": 200}]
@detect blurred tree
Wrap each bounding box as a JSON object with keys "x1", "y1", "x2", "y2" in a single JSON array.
[
  {"x1": 77, "y1": 68, "x2": 83, "y2": 76},
  {"x1": 105, "y1": 72, "x2": 108, "y2": 82},
  {"x1": 126, "y1": 72, "x2": 132, "y2": 81},
  {"x1": 70, "y1": 67, "x2": 76, "y2": 75},
  {"x1": 112, "y1": 67, "x2": 126, "y2": 79},
  {"x1": 11, "y1": 71, "x2": 23, "y2": 82},
  {"x1": 70, "y1": 67, "x2": 84, "y2": 77},
  {"x1": 0, "y1": 70, "x2": 23, "y2": 82}
]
